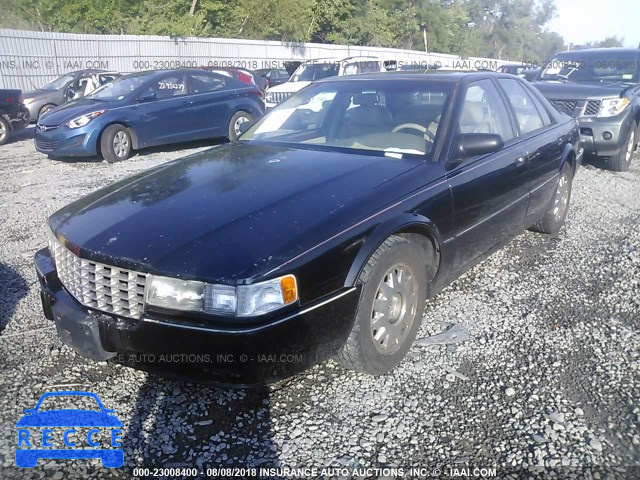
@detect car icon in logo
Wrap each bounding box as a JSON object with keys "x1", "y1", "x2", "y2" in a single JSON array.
[{"x1": 15, "y1": 391, "x2": 123, "y2": 468}]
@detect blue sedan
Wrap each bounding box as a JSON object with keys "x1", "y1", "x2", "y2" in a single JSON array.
[{"x1": 34, "y1": 69, "x2": 265, "y2": 162}]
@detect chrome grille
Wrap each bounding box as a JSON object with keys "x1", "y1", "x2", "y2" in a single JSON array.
[
  {"x1": 583, "y1": 100, "x2": 601, "y2": 116},
  {"x1": 269, "y1": 91, "x2": 293, "y2": 104},
  {"x1": 550, "y1": 100, "x2": 578, "y2": 116},
  {"x1": 49, "y1": 234, "x2": 148, "y2": 319}
]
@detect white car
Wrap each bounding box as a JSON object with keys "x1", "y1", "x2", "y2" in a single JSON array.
[{"x1": 265, "y1": 56, "x2": 385, "y2": 109}]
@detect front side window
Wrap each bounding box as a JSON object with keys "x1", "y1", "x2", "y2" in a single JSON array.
[
  {"x1": 148, "y1": 75, "x2": 186, "y2": 99},
  {"x1": 242, "y1": 80, "x2": 453, "y2": 157},
  {"x1": 498, "y1": 79, "x2": 545, "y2": 134},
  {"x1": 458, "y1": 80, "x2": 514, "y2": 141}
]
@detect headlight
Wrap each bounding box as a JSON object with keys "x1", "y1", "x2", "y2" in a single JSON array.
[
  {"x1": 597, "y1": 97, "x2": 630, "y2": 118},
  {"x1": 23, "y1": 98, "x2": 34, "y2": 105},
  {"x1": 66, "y1": 110, "x2": 106, "y2": 128},
  {"x1": 237, "y1": 275, "x2": 298, "y2": 316},
  {"x1": 146, "y1": 274, "x2": 298, "y2": 317}
]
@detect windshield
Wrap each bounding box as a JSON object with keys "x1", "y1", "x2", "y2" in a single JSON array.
[
  {"x1": 87, "y1": 74, "x2": 150, "y2": 100},
  {"x1": 540, "y1": 52, "x2": 640, "y2": 83},
  {"x1": 40, "y1": 74, "x2": 74, "y2": 91},
  {"x1": 242, "y1": 80, "x2": 452, "y2": 158},
  {"x1": 290, "y1": 62, "x2": 340, "y2": 82}
]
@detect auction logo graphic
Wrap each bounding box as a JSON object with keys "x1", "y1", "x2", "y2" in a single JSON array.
[{"x1": 15, "y1": 391, "x2": 123, "y2": 468}]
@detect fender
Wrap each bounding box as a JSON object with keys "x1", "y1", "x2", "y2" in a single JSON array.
[
  {"x1": 559, "y1": 142, "x2": 576, "y2": 172},
  {"x1": 344, "y1": 213, "x2": 442, "y2": 288}
]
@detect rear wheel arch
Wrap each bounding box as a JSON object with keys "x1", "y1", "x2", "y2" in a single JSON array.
[{"x1": 560, "y1": 143, "x2": 577, "y2": 177}]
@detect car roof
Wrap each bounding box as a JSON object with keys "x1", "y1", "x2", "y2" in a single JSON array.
[
  {"x1": 68, "y1": 69, "x2": 109, "y2": 76},
  {"x1": 316, "y1": 71, "x2": 516, "y2": 83},
  {"x1": 555, "y1": 47, "x2": 640, "y2": 55}
]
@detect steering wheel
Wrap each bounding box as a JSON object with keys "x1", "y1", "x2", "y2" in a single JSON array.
[{"x1": 392, "y1": 123, "x2": 436, "y2": 142}]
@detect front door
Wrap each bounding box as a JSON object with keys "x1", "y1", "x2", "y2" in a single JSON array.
[{"x1": 445, "y1": 79, "x2": 530, "y2": 269}]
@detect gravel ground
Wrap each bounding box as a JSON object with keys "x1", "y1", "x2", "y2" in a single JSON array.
[{"x1": 0, "y1": 127, "x2": 638, "y2": 479}]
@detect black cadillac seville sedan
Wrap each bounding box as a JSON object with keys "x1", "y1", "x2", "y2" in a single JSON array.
[{"x1": 35, "y1": 72, "x2": 582, "y2": 385}]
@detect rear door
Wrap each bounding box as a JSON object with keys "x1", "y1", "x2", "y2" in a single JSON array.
[
  {"x1": 185, "y1": 72, "x2": 237, "y2": 139},
  {"x1": 496, "y1": 78, "x2": 562, "y2": 222},
  {"x1": 445, "y1": 79, "x2": 529, "y2": 268}
]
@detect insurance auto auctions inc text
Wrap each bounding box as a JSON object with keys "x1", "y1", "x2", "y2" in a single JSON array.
[{"x1": 206, "y1": 466, "x2": 498, "y2": 478}]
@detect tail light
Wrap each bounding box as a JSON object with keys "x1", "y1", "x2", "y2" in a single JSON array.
[
  {"x1": 249, "y1": 87, "x2": 264, "y2": 98},
  {"x1": 19, "y1": 94, "x2": 24, "y2": 104},
  {"x1": 235, "y1": 71, "x2": 254, "y2": 85}
]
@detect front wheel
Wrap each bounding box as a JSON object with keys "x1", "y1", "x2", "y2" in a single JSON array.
[
  {"x1": 530, "y1": 162, "x2": 573, "y2": 235},
  {"x1": 100, "y1": 124, "x2": 132, "y2": 163},
  {"x1": 228, "y1": 111, "x2": 252, "y2": 141},
  {"x1": 0, "y1": 117, "x2": 9, "y2": 145},
  {"x1": 608, "y1": 126, "x2": 637, "y2": 172},
  {"x1": 337, "y1": 235, "x2": 428, "y2": 375}
]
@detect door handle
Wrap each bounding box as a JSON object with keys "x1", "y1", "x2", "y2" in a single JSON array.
[
  {"x1": 557, "y1": 136, "x2": 564, "y2": 145},
  {"x1": 515, "y1": 156, "x2": 526, "y2": 166},
  {"x1": 182, "y1": 100, "x2": 193, "y2": 106}
]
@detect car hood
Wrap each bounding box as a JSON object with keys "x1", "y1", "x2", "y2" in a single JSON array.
[
  {"x1": 532, "y1": 81, "x2": 625, "y2": 100},
  {"x1": 38, "y1": 99, "x2": 117, "y2": 126},
  {"x1": 50, "y1": 143, "x2": 424, "y2": 283},
  {"x1": 16, "y1": 410, "x2": 123, "y2": 427},
  {"x1": 267, "y1": 81, "x2": 311, "y2": 93}
]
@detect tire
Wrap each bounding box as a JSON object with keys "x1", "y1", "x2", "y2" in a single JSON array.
[
  {"x1": 530, "y1": 162, "x2": 574, "y2": 235},
  {"x1": 100, "y1": 124, "x2": 132, "y2": 163},
  {"x1": 337, "y1": 235, "x2": 428, "y2": 375},
  {"x1": 38, "y1": 104, "x2": 55, "y2": 119},
  {"x1": 0, "y1": 117, "x2": 9, "y2": 145},
  {"x1": 608, "y1": 125, "x2": 637, "y2": 172},
  {"x1": 228, "y1": 111, "x2": 252, "y2": 141}
]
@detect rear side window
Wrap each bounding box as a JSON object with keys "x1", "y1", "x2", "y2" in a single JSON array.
[
  {"x1": 189, "y1": 73, "x2": 227, "y2": 94},
  {"x1": 498, "y1": 79, "x2": 545, "y2": 134},
  {"x1": 458, "y1": 80, "x2": 515, "y2": 142}
]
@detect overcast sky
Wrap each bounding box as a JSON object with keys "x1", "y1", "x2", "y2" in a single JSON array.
[{"x1": 549, "y1": 0, "x2": 640, "y2": 47}]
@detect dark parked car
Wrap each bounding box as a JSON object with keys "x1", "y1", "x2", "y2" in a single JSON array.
[
  {"x1": 23, "y1": 70, "x2": 120, "y2": 121},
  {"x1": 0, "y1": 89, "x2": 30, "y2": 145},
  {"x1": 34, "y1": 69, "x2": 265, "y2": 162},
  {"x1": 253, "y1": 68, "x2": 291, "y2": 88},
  {"x1": 35, "y1": 73, "x2": 581, "y2": 384},
  {"x1": 532, "y1": 48, "x2": 640, "y2": 171}
]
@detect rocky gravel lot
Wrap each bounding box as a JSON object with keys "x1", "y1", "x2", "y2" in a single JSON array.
[{"x1": 0, "y1": 127, "x2": 638, "y2": 479}]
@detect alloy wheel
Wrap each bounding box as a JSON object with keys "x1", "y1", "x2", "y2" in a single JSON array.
[
  {"x1": 625, "y1": 132, "x2": 635, "y2": 163},
  {"x1": 234, "y1": 116, "x2": 250, "y2": 137},
  {"x1": 553, "y1": 172, "x2": 570, "y2": 221},
  {"x1": 370, "y1": 262, "x2": 419, "y2": 354},
  {"x1": 113, "y1": 131, "x2": 130, "y2": 158},
  {"x1": 0, "y1": 122, "x2": 7, "y2": 144}
]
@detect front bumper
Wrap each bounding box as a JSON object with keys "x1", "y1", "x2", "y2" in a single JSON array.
[
  {"x1": 35, "y1": 248, "x2": 360, "y2": 385},
  {"x1": 577, "y1": 114, "x2": 635, "y2": 157},
  {"x1": 34, "y1": 123, "x2": 100, "y2": 157}
]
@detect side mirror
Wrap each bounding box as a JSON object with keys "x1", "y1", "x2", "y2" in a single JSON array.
[
  {"x1": 450, "y1": 133, "x2": 504, "y2": 163},
  {"x1": 137, "y1": 92, "x2": 157, "y2": 102}
]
